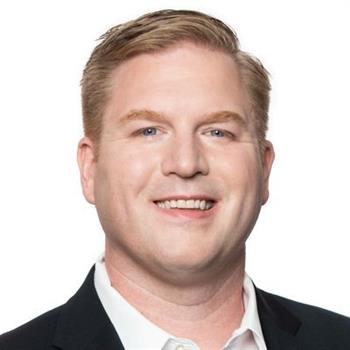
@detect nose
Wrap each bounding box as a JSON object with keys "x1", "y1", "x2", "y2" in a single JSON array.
[{"x1": 161, "y1": 134, "x2": 209, "y2": 178}]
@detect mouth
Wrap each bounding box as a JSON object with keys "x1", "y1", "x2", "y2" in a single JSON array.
[
  {"x1": 154, "y1": 198, "x2": 215, "y2": 210},
  {"x1": 152, "y1": 197, "x2": 218, "y2": 219}
]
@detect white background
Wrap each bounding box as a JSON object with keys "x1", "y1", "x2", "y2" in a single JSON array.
[{"x1": 0, "y1": 0, "x2": 349, "y2": 334}]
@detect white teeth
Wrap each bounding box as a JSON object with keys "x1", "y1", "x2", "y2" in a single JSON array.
[
  {"x1": 156, "y1": 199, "x2": 214, "y2": 210},
  {"x1": 186, "y1": 199, "x2": 195, "y2": 208},
  {"x1": 177, "y1": 200, "x2": 186, "y2": 208}
]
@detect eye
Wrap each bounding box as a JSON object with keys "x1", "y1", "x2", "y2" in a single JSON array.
[
  {"x1": 139, "y1": 127, "x2": 158, "y2": 136},
  {"x1": 203, "y1": 128, "x2": 236, "y2": 140},
  {"x1": 210, "y1": 129, "x2": 226, "y2": 137}
]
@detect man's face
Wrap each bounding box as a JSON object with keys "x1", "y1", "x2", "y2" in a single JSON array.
[{"x1": 78, "y1": 43, "x2": 274, "y2": 283}]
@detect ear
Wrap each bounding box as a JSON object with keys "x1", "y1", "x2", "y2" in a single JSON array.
[
  {"x1": 261, "y1": 140, "x2": 275, "y2": 205},
  {"x1": 77, "y1": 137, "x2": 96, "y2": 204}
]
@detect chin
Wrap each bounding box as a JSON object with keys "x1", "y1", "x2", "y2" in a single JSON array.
[{"x1": 153, "y1": 248, "x2": 225, "y2": 277}]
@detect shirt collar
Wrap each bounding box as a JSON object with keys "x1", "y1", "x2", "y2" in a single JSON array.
[
  {"x1": 224, "y1": 274, "x2": 267, "y2": 349},
  {"x1": 94, "y1": 254, "x2": 171, "y2": 349},
  {"x1": 94, "y1": 254, "x2": 266, "y2": 349}
]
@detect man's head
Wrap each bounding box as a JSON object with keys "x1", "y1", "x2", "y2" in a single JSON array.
[
  {"x1": 81, "y1": 9, "x2": 271, "y2": 157},
  {"x1": 78, "y1": 9, "x2": 274, "y2": 285}
]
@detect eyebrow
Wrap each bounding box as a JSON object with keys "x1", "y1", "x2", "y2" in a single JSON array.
[{"x1": 118, "y1": 109, "x2": 247, "y2": 129}]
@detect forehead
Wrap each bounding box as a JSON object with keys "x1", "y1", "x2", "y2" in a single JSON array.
[{"x1": 104, "y1": 43, "x2": 251, "y2": 127}]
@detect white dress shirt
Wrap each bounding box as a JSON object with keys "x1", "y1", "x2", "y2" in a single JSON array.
[{"x1": 94, "y1": 255, "x2": 267, "y2": 350}]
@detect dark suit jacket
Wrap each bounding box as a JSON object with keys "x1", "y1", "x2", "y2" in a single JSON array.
[{"x1": 1, "y1": 266, "x2": 349, "y2": 349}]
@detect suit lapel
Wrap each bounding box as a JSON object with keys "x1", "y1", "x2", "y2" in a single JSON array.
[
  {"x1": 255, "y1": 287, "x2": 302, "y2": 350},
  {"x1": 52, "y1": 266, "x2": 125, "y2": 350}
]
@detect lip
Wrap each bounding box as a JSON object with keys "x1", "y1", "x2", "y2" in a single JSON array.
[
  {"x1": 153, "y1": 194, "x2": 217, "y2": 202},
  {"x1": 152, "y1": 200, "x2": 219, "y2": 219}
]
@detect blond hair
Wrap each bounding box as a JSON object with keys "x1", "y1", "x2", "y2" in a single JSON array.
[{"x1": 81, "y1": 9, "x2": 270, "y2": 154}]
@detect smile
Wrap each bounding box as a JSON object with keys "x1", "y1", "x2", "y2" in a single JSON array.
[{"x1": 155, "y1": 199, "x2": 214, "y2": 211}]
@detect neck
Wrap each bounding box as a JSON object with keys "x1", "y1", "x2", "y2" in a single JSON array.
[{"x1": 105, "y1": 244, "x2": 246, "y2": 349}]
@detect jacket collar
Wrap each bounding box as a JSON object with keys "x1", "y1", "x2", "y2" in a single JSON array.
[
  {"x1": 255, "y1": 287, "x2": 302, "y2": 349},
  {"x1": 52, "y1": 266, "x2": 125, "y2": 350}
]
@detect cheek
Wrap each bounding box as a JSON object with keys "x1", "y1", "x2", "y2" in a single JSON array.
[
  {"x1": 215, "y1": 146, "x2": 260, "y2": 187},
  {"x1": 215, "y1": 152, "x2": 262, "y2": 239},
  {"x1": 96, "y1": 145, "x2": 160, "y2": 202},
  {"x1": 93, "y1": 150, "x2": 155, "y2": 240},
  {"x1": 216, "y1": 147, "x2": 263, "y2": 219}
]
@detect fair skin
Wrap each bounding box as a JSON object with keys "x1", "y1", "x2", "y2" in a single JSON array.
[{"x1": 78, "y1": 43, "x2": 274, "y2": 349}]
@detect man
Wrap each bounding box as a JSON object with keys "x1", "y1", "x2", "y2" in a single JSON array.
[{"x1": 0, "y1": 9, "x2": 349, "y2": 350}]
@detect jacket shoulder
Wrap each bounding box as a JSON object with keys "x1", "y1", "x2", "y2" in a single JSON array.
[
  {"x1": 0, "y1": 305, "x2": 63, "y2": 350},
  {"x1": 271, "y1": 291, "x2": 350, "y2": 326},
  {"x1": 257, "y1": 288, "x2": 350, "y2": 348}
]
